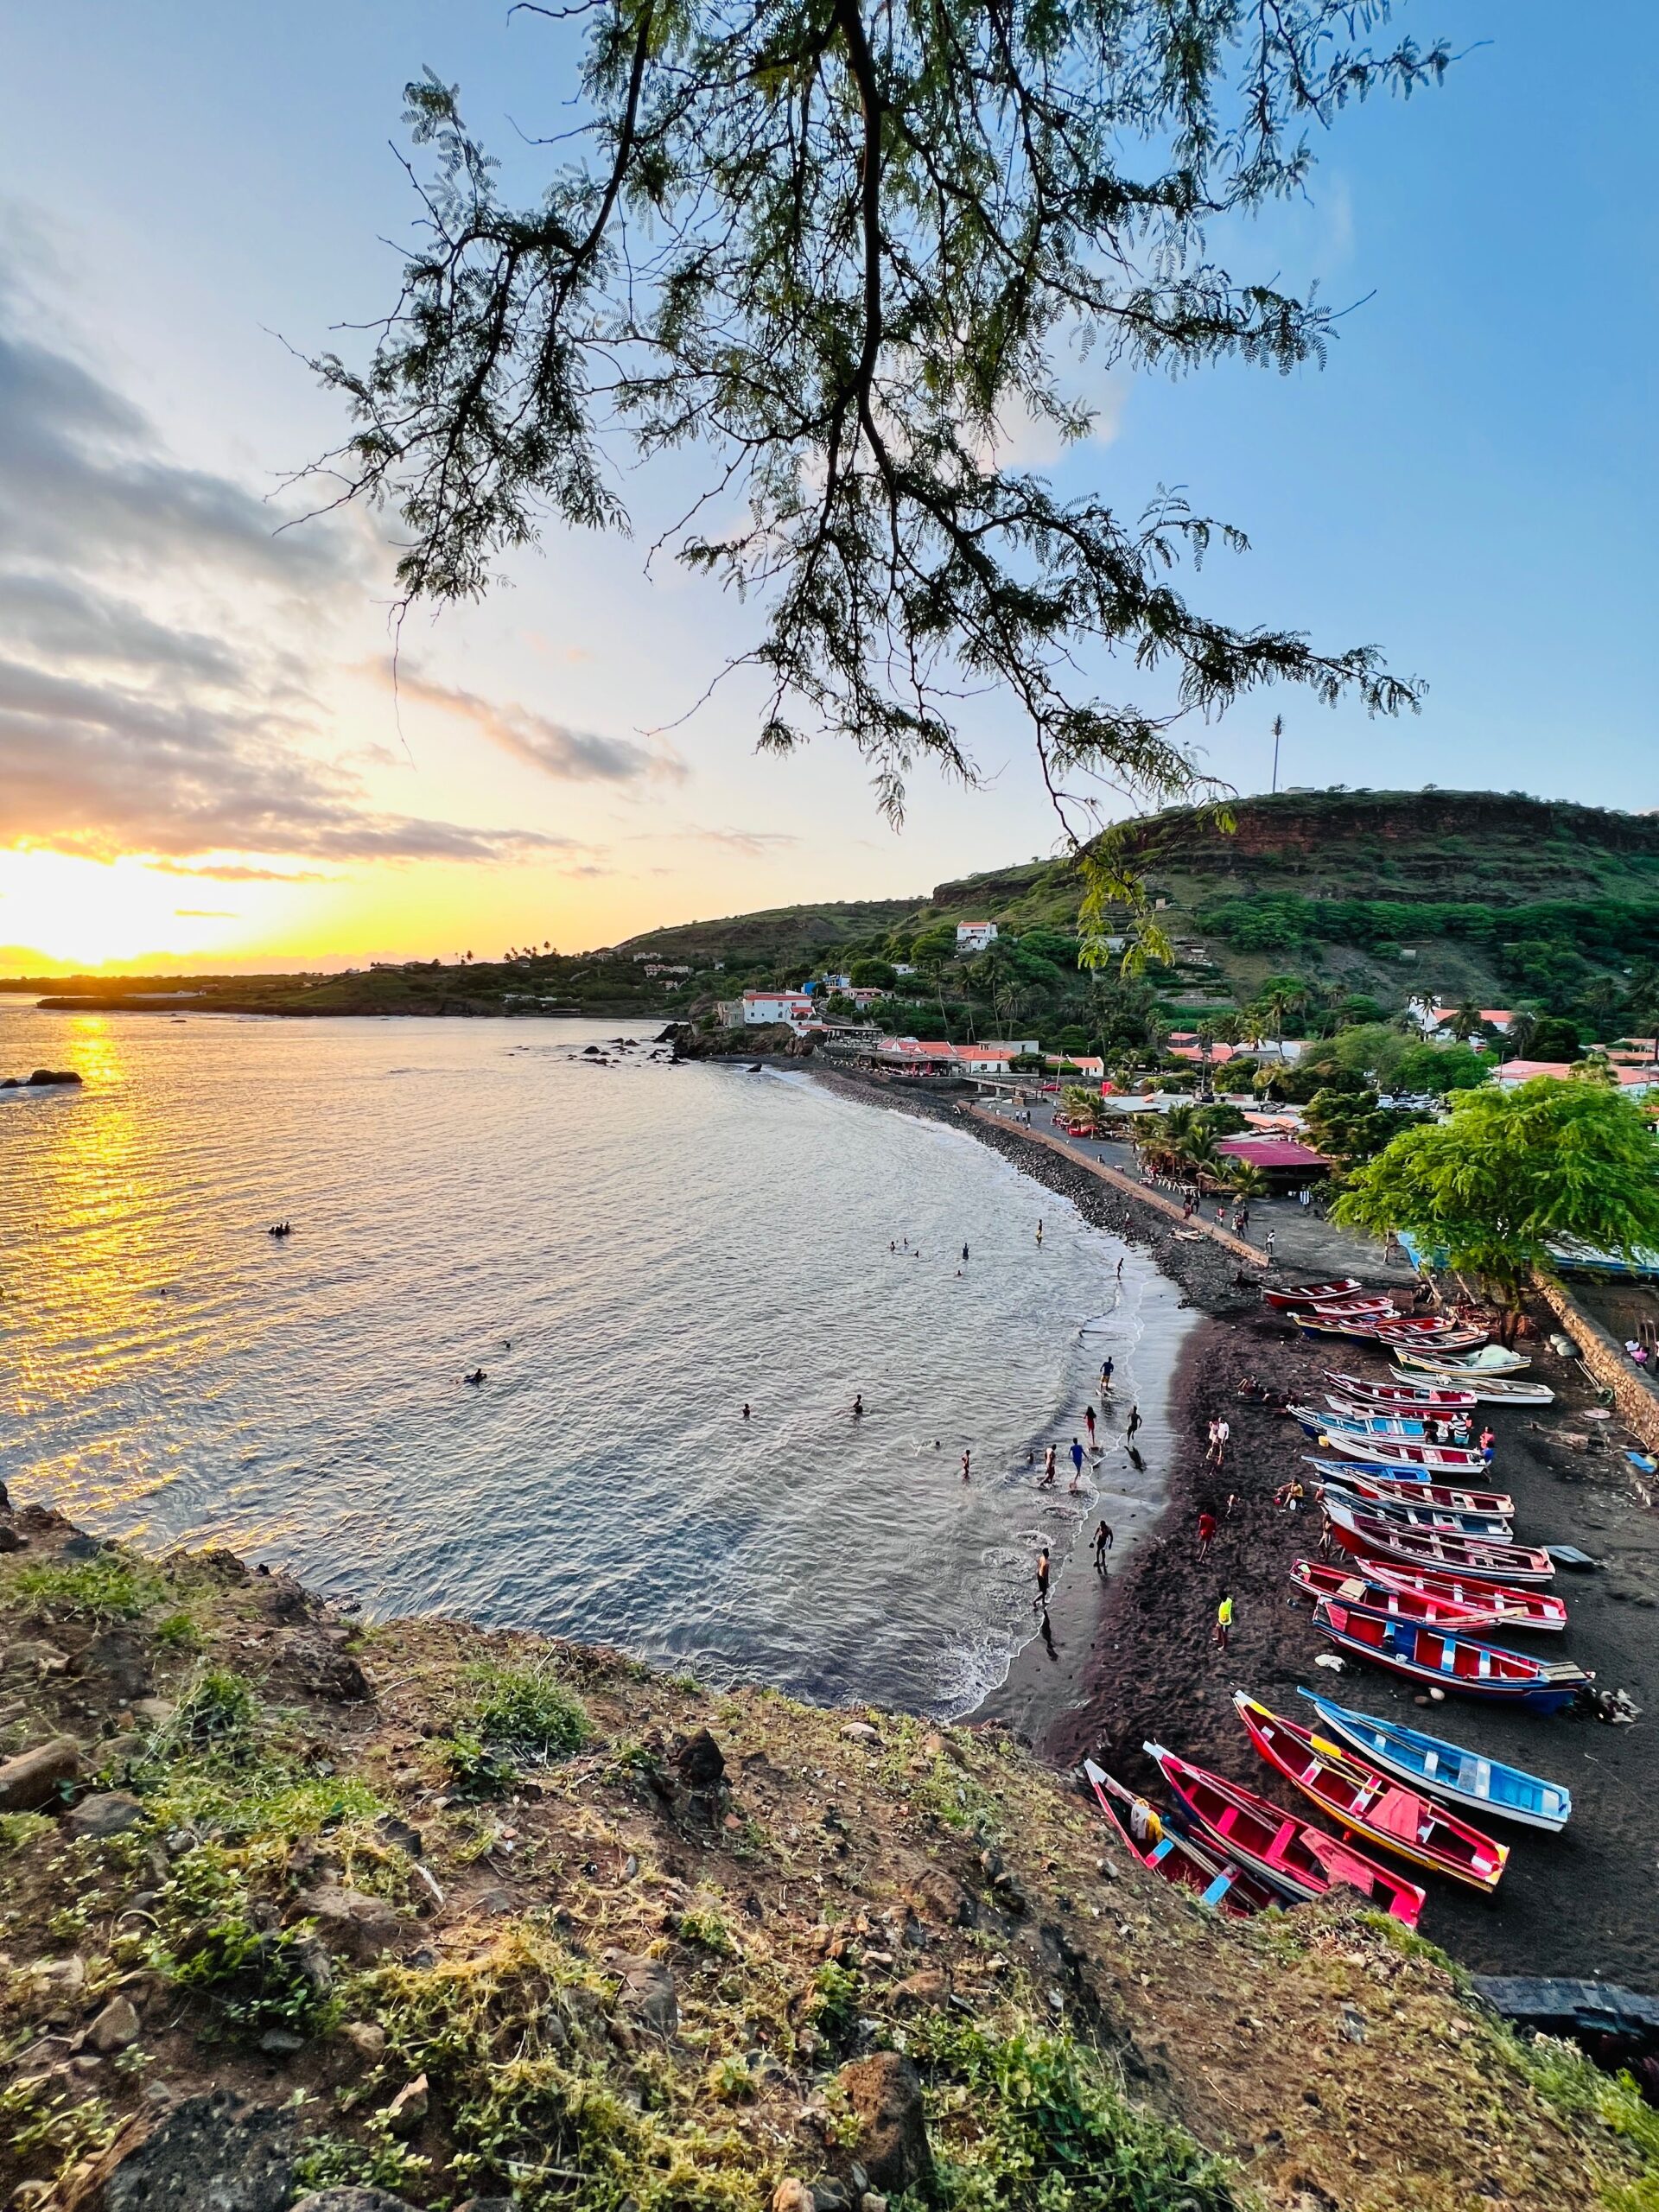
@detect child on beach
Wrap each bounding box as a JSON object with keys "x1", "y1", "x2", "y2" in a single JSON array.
[{"x1": 1214, "y1": 1592, "x2": 1234, "y2": 1650}]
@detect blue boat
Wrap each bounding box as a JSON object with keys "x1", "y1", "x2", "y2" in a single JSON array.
[
  {"x1": 1297, "y1": 1688, "x2": 1573, "y2": 1833},
  {"x1": 1314, "y1": 1484, "x2": 1512, "y2": 1541}
]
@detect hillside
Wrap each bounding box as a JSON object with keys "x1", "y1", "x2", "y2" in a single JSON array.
[
  {"x1": 2, "y1": 1499, "x2": 1656, "y2": 2212},
  {"x1": 626, "y1": 790, "x2": 1659, "y2": 1032}
]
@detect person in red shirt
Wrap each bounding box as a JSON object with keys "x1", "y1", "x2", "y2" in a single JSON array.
[{"x1": 1197, "y1": 1509, "x2": 1217, "y2": 1559}]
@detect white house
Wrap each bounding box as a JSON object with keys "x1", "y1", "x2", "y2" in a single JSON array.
[
  {"x1": 733, "y1": 989, "x2": 816, "y2": 1028},
  {"x1": 955, "y1": 921, "x2": 999, "y2": 953}
]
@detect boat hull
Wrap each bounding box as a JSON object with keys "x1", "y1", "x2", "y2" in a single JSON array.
[
  {"x1": 1313, "y1": 1599, "x2": 1590, "y2": 1713},
  {"x1": 1306, "y1": 1467, "x2": 1514, "y2": 1516},
  {"x1": 1263, "y1": 1279, "x2": 1364, "y2": 1309},
  {"x1": 1290, "y1": 1558, "x2": 1538, "y2": 1636},
  {"x1": 1143, "y1": 1743, "x2": 1425, "y2": 1923},
  {"x1": 1357, "y1": 1560, "x2": 1567, "y2": 1631},
  {"x1": 1322, "y1": 1499, "x2": 1555, "y2": 1584},
  {"x1": 1327, "y1": 1373, "x2": 1477, "y2": 1411},
  {"x1": 1296, "y1": 1690, "x2": 1572, "y2": 1833},
  {"x1": 1389, "y1": 1367, "x2": 1555, "y2": 1404},
  {"x1": 1234, "y1": 1694, "x2": 1508, "y2": 1891},
  {"x1": 1314, "y1": 1484, "x2": 1512, "y2": 1541},
  {"x1": 1083, "y1": 1761, "x2": 1275, "y2": 1915},
  {"x1": 1317, "y1": 1430, "x2": 1491, "y2": 1474}
]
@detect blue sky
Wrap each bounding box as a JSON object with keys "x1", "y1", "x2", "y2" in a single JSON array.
[{"x1": 0, "y1": 1, "x2": 1653, "y2": 965}]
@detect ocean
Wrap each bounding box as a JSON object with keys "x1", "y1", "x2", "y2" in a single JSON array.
[{"x1": 0, "y1": 1004, "x2": 1190, "y2": 1715}]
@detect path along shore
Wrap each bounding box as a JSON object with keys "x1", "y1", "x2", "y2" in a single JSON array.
[{"x1": 813, "y1": 1065, "x2": 1659, "y2": 1986}]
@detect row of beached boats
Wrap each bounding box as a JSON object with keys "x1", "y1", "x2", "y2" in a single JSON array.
[{"x1": 1081, "y1": 1277, "x2": 1585, "y2": 1923}]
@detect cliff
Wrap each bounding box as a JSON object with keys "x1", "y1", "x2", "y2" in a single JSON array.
[{"x1": 2, "y1": 1503, "x2": 1654, "y2": 2212}]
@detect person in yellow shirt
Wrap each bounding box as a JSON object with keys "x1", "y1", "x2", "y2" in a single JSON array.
[{"x1": 1215, "y1": 1592, "x2": 1235, "y2": 1651}]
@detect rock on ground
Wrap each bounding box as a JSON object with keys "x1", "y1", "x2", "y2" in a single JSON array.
[
  {"x1": 292, "y1": 1886, "x2": 404, "y2": 1961},
  {"x1": 92, "y1": 2090, "x2": 299, "y2": 2211},
  {"x1": 0, "y1": 1736, "x2": 79, "y2": 1811},
  {"x1": 835, "y1": 2054, "x2": 933, "y2": 2194}
]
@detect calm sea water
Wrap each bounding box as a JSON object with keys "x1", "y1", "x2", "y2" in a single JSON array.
[{"x1": 0, "y1": 1005, "x2": 1190, "y2": 1715}]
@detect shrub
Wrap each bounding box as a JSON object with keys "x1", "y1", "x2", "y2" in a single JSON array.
[
  {"x1": 472, "y1": 1663, "x2": 592, "y2": 1763},
  {"x1": 146, "y1": 1843, "x2": 340, "y2": 2040}
]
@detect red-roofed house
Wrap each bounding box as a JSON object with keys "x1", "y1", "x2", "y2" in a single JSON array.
[
  {"x1": 1494, "y1": 1058, "x2": 1659, "y2": 1096},
  {"x1": 1216, "y1": 1134, "x2": 1332, "y2": 1188}
]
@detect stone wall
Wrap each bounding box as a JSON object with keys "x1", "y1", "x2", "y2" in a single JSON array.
[{"x1": 1535, "y1": 1272, "x2": 1659, "y2": 1457}]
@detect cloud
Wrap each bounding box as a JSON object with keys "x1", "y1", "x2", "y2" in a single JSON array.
[
  {"x1": 146, "y1": 859, "x2": 332, "y2": 884},
  {"x1": 174, "y1": 907, "x2": 235, "y2": 918},
  {"x1": 386, "y1": 663, "x2": 686, "y2": 786},
  {"x1": 0, "y1": 271, "x2": 589, "y2": 873},
  {"x1": 679, "y1": 825, "x2": 801, "y2": 855}
]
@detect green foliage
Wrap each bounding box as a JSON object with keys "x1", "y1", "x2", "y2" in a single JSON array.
[
  {"x1": 147, "y1": 1842, "x2": 341, "y2": 2039},
  {"x1": 1528, "y1": 1014, "x2": 1586, "y2": 1061},
  {"x1": 0, "y1": 1810, "x2": 54, "y2": 1857},
  {"x1": 293, "y1": 2129, "x2": 431, "y2": 2197},
  {"x1": 153, "y1": 1609, "x2": 202, "y2": 1652},
  {"x1": 848, "y1": 958, "x2": 898, "y2": 990},
  {"x1": 12, "y1": 1553, "x2": 171, "y2": 1623},
  {"x1": 808, "y1": 1960, "x2": 863, "y2": 2051},
  {"x1": 320, "y1": 12, "x2": 1440, "y2": 864},
  {"x1": 470, "y1": 1661, "x2": 593, "y2": 1764},
  {"x1": 910, "y1": 2014, "x2": 1236, "y2": 2212},
  {"x1": 443, "y1": 1727, "x2": 517, "y2": 1802},
  {"x1": 1303, "y1": 1087, "x2": 1425, "y2": 1167},
  {"x1": 677, "y1": 1904, "x2": 737, "y2": 1955},
  {"x1": 172, "y1": 1666, "x2": 258, "y2": 1747},
  {"x1": 1333, "y1": 1074, "x2": 1659, "y2": 1302},
  {"x1": 0, "y1": 2075, "x2": 118, "y2": 2187}
]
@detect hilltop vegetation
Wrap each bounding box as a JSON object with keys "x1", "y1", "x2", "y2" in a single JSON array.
[{"x1": 3, "y1": 1503, "x2": 1655, "y2": 2212}]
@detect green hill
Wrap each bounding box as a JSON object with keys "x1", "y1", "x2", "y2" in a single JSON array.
[{"x1": 626, "y1": 789, "x2": 1659, "y2": 1035}]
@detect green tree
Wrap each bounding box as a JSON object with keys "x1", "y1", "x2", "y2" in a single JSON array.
[
  {"x1": 1446, "y1": 997, "x2": 1488, "y2": 1043},
  {"x1": 1224, "y1": 1160, "x2": 1268, "y2": 1201},
  {"x1": 1393, "y1": 1040, "x2": 1491, "y2": 1096},
  {"x1": 1059, "y1": 1084, "x2": 1104, "y2": 1132},
  {"x1": 848, "y1": 958, "x2": 899, "y2": 990},
  {"x1": 1333, "y1": 1074, "x2": 1659, "y2": 1332},
  {"x1": 317, "y1": 8, "x2": 1443, "y2": 922},
  {"x1": 1303, "y1": 1087, "x2": 1424, "y2": 1168},
  {"x1": 1529, "y1": 1015, "x2": 1586, "y2": 1063},
  {"x1": 1501, "y1": 1008, "x2": 1540, "y2": 1063},
  {"x1": 1255, "y1": 976, "x2": 1310, "y2": 1047}
]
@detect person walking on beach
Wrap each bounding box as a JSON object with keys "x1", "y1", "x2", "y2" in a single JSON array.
[
  {"x1": 1211, "y1": 1417, "x2": 1230, "y2": 1467},
  {"x1": 1215, "y1": 1591, "x2": 1235, "y2": 1651},
  {"x1": 1479, "y1": 1425, "x2": 1495, "y2": 1464},
  {"x1": 1197, "y1": 1508, "x2": 1217, "y2": 1560},
  {"x1": 1070, "y1": 1436, "x2": 1086, "y2": 1484},
  {"x1": 1099, "y1": 1357, "x2": 1115, "y2": 1396},
  {"x1": 1035, "y1": 1546, "x2": 1051, "y2": 1609},
  {"x1": 1093, "y1": 1520, "x2": 1114, "y2": 1571},
  {"x1": 1125, "y1": 1403, "x2": 1141, "y2": 1443},
  {"x1": 1040, "y1": 1444, "x2": 1057, "y2": 1487},
  {"x1": 1084, "y1": 1404, "x2": 1096, "y2": 1448},
  {"x1": 1264, "y1": 1228, "x2": 1275, "y2": 1262}
]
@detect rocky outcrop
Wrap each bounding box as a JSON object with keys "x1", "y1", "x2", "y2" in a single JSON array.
[{"x1": 0, "y1": 1068, "x2": 84, "y2": 1089}]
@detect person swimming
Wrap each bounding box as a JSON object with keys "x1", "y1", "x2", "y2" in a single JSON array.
[{"x1": 464, "y1": 1368, "x2": 486, "y2": 1385}]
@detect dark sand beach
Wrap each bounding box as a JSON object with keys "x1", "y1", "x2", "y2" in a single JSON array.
[{"x1": 818, "y1": 1065, "x2": 1659, "y2": 1988}]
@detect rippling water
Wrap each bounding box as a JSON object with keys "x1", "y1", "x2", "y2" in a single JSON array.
[{"x1": 0, "y1": 1005, "x2": 1190, "y2": 1714}]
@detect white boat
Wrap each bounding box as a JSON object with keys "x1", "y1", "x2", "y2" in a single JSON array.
[
  {"x1": 1389, "y1": 1367, "x2": 1554, "y2": 1405},
  {"x1": 1395, "y1": 1344, "x2": 1530, "y2": 1377}
]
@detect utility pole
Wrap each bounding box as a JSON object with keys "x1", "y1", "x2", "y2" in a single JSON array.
[{"x1": 1270, "y1": 714, "x2": 1283, "y2": 795}]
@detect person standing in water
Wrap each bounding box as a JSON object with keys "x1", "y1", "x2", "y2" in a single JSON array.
[
  {"x1": 1040, "y1": 1444, "x2": 1058, "y2": 1487},
  {"x1": 1125, "y1": 1403, "x2": 1141, "y2": 1442},
  {"x1": 1035, "y1": 1218, "x2": 1044, "y2": 1245},
  {"x1": 1069, "y1": 1436, "x2": 1085, "y2": 1484},
  {"x1": 1035, "y1": 1546, "x2": 1051, "y2": 1609},
  {"x1": 961, "y1": 1243, "x2": 969, "y2": 1262},
  {"x1": 1099, "y1": 1356, "x2": 1115, "y2": 1396},
  {"x1": 1092, "y1": 1520, "x2": 1114, "y2": 1571},
  {"x1": 852, "y1": 1394, "x2": 864, "y2": 1419},
  {"x1": 741, "y1": 1403, "x2": 751, "y2": 1421},
  {"x1": 960, "y1": 1448, "x2": 971, "y2": 1482},
  {"x1": 1084, "y1": 1404, "x2": 1096, "y2": 1448}
]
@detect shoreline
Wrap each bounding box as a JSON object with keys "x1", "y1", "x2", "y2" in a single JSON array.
[{"x1": 812, "y1": 1065, "x2": 1659, "y2": 1988}]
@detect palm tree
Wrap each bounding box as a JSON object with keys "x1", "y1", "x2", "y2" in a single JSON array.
[
  {"x1": 1255, "y1": 978, "x2": 1309, "y2": 1052},
  {"x1": 1224, "y1": 1160, "x2": 1268, "y2": 1202},
  {"x1": 1502, "y1": 1008, "x2": 1539, "y2": 1064},
  {"x1": 1448, "y1": 998, "x2": 1486, "y2": 1044}
]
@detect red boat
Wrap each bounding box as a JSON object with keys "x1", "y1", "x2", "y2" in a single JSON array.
[
  {"x1": 1322, "y1": 1496, "x2": 1554, "y2": 1584},
  {"x1": 1290, "y1": 1558, "x2": 1550, "y2": 1636},
  {"x1": 1293, "y1": 1313, "x2": 1487, "y2": 1351},
  {"x1": 1082, "y1": 1761, "x2": 1277, "y2": 1916},
  {"x1": 1313, "y1": 1599, "x2": 1591, "y2": 1713},
  {"x1": 1355, "y1": 1559, "x2": 1567, "y2": 1632},
  {"x1": 1233, "y1": 1694, "x2": 1508, "y2": 1893},
  {"x1": 1315, "y1": 1470, "x2": 1514, "y2": 1518},
  {"x1": 1263, "y1": 1278, "x2": 1365, "y2": 1309},
  {"x1": 1326, "y1": 1374, "x2": 1478, "y2": 1412},
  {"x1": 1303, "y1": 1296, "x2": 1398, "y2": 1319},
  {"x1": 1143, "y1": 1743, "x2": 1425, "y2": 1924}
]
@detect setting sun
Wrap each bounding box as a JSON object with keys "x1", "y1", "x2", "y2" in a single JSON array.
[{"x1": 0, "y1": 852, "x2": 267, "y2": 969}]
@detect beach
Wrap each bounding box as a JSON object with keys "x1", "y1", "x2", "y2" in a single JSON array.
[{"x1": 817, "y1": 1065, "x2": 1659, "y2": 1986}]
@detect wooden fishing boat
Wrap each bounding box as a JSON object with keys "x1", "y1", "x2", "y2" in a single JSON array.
[
  {"x1": 1370, "y1": 1316, "x2": 1491, "y2": 1343},
  {"x1": 1395, "y1": 1345, "x2": 1531, "y2": 1376},
  {"x1": 1323, "y1": 1395, "x2": 1485, "y2": 1441},
  {"x1": 1314, "y1": 1484, "x2": 1512, "y2": 1541},
  {"x1": 1354, "y1": 1558, "x2": 1567, "y2": 1631},
  {"x1": 1300, "y1": 1402, "x2": 1430, "y2": 1438},
  {"x1": 1142, "y1": 1743, "x2": 1425, "y2": 1923},
  {"x1": 1321, "y1": 1496, "x2": 1555, "y2": 1584},
  {"x1": 1326, "y1": 1374, "x2": 1478, "y2": 1412},
  {"x1": 1312, "y1": 1598, "x2": 1592, "y2": 1712},
  {"x1": 1302, "y1": 1296, "x2": 1399, "y2": 1319},
  {"x1": 1082, "y1": 1761, "x2": 1277, "y2": 1916},
  {"x1": 1262, "y1": 1278, "x2": 1365, "y2": 1309},
  {"x1": 1306, "y1": 1466, "x2": 1514, "y2": 1517},
  {"x1": 1389, "y1": 1367, "x2": 1555, "y2": 1405},
  {"x1": 1316, "y1": 1430, "x2": 1491, "y2": 1474},
  {"x1": 1233, "y1": 1693, "x2": 1508, "y2": 1891},
  {"x1": 1293, "y1": 1313, "x2": 1487, "y2": 1351},
  {"x1": 1289, "y1": 1557, "x2": 1546, "y2": 1636},
  {"x1": 1296, "y1": 1691, "x2": 1573, "y2": 1833},
  {"x1": 1302, "y1": 1452, "x2": 1491, "y2": 1492}
]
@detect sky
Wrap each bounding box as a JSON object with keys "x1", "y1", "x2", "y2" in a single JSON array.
[{"x1": 0, "y1": 1, "x2": 1654, "y2": 972}]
